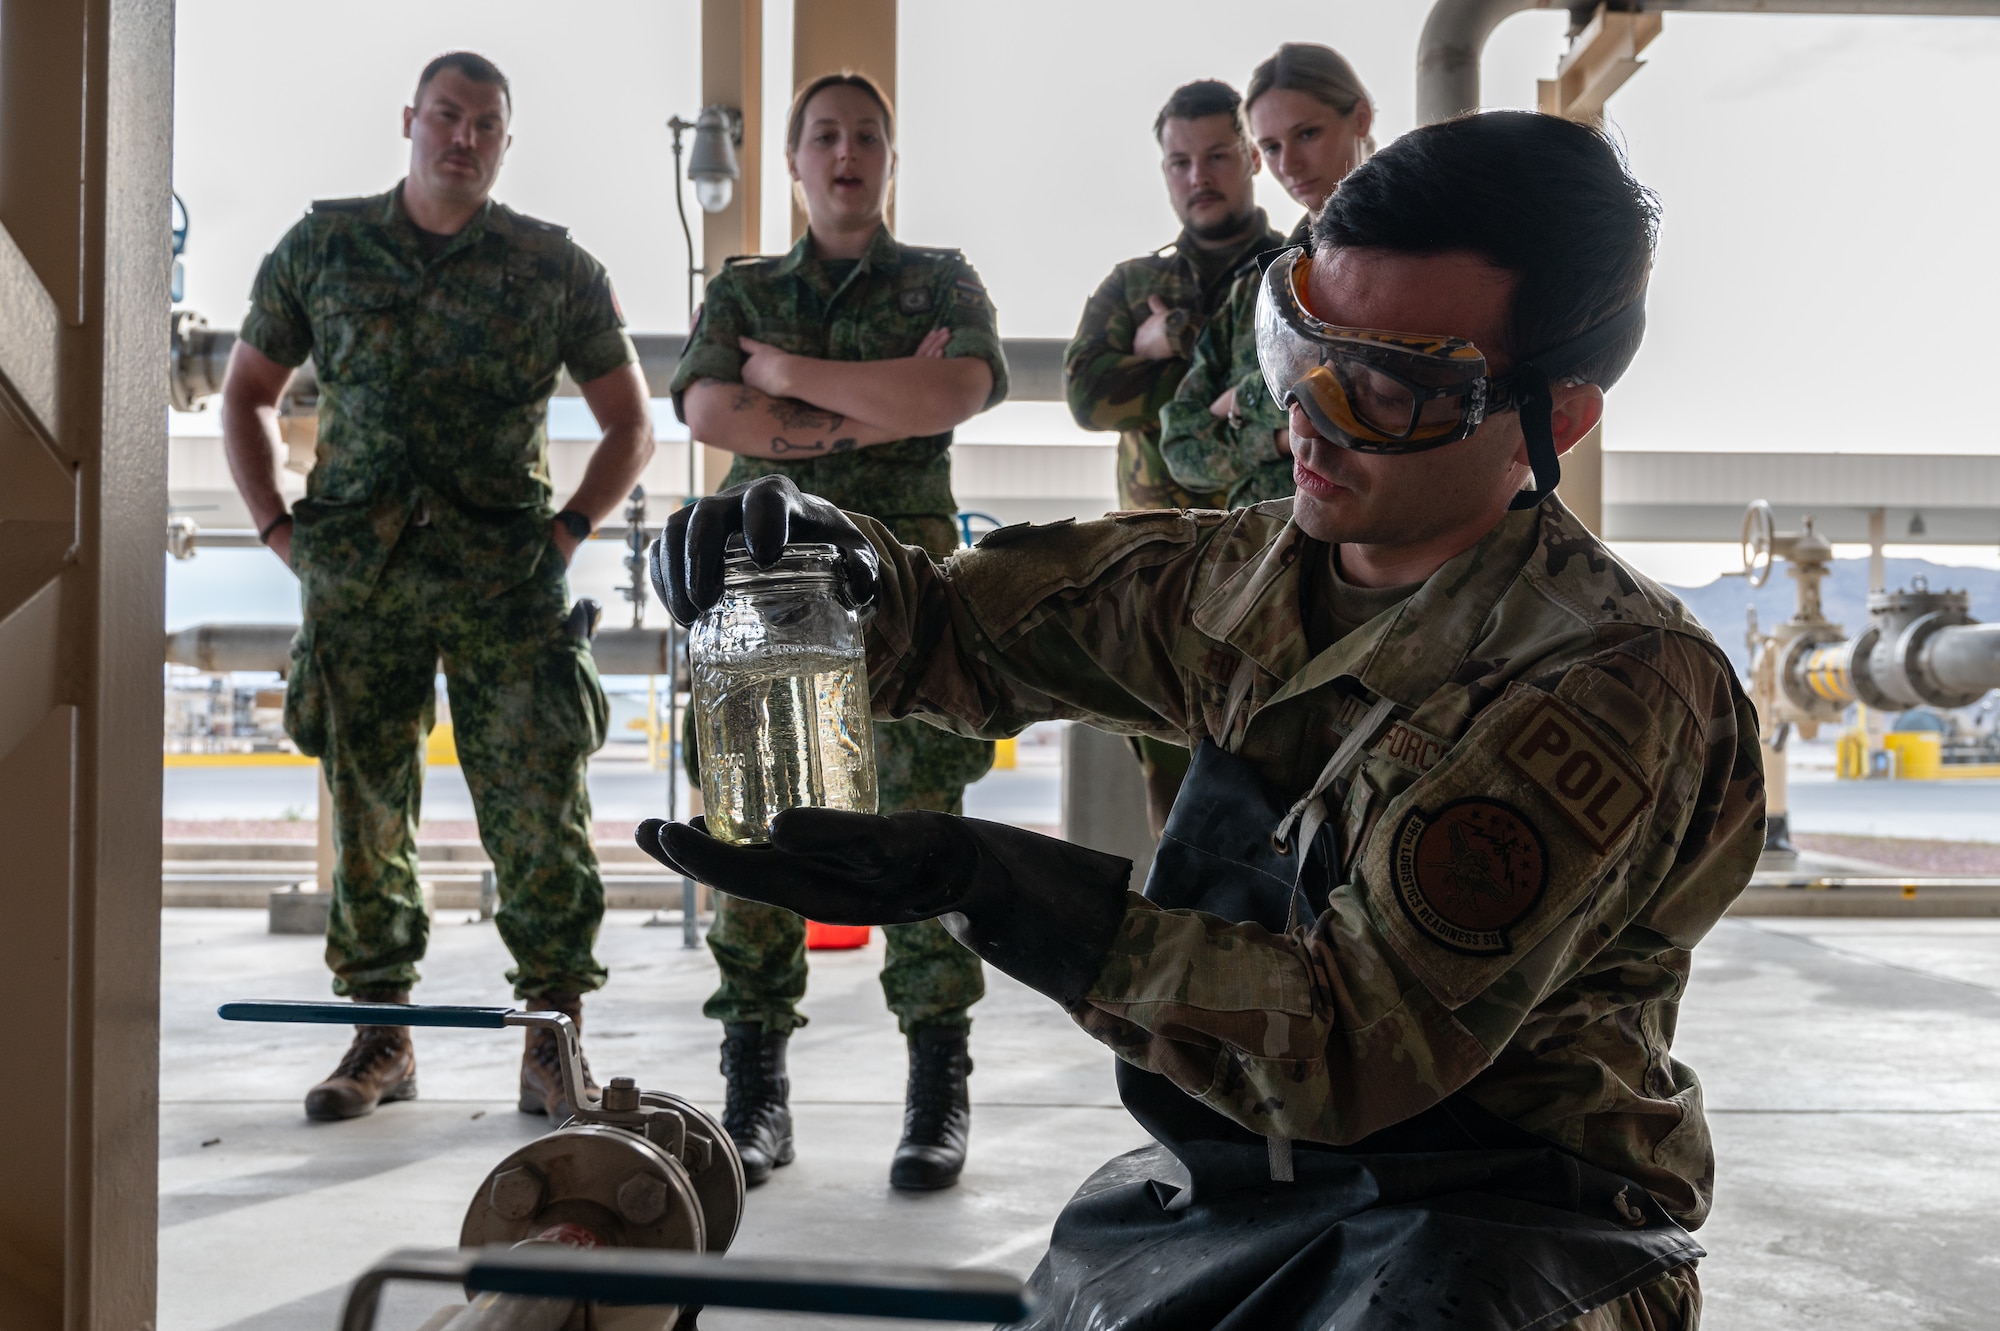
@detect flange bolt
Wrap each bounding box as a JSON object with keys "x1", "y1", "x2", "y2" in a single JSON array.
[
  {"x1": 489, "y1": 1165, "x2": 545, "y2": 1221},
  {"x1": 616, "y1": 1172, "x2": 669, "y2": 1225}
]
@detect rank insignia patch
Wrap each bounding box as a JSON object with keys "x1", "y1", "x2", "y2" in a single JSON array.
[
  {"x1": 1391, "y1": 797, "x2": 1548, "y2": 956},
  {"x1": 898, "y1": 288, "x2": 933, "y2": 314}
]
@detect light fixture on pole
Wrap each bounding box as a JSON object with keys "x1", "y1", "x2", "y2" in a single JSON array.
[
  {"x1": 686, "y1": 105, "x2": 742, "y2": 212},
  {"x1": 666, "y1": 105, "x2": 745, "y2": 327},
  {"x1": 660, "y1": 105, "x2": 743, "y2": 944}
]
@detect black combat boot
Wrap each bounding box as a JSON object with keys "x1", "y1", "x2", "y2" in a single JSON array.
[
  {"x1": 519, "y1": 992, "x2": 602, "y2": 1122},
  {"x1": 890, "y1": 1026, "x2": 971, "y2": 1191},
  {"x1": 720, "y1": 1022, "x2": 795, "y2": 1187},
  {"x1": 304, "y1": 989, "x2": 417, "y2": 1121}
]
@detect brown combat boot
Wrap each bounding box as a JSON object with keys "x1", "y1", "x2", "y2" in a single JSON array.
[
  {"x1": 519, "y1": 991, "x2": 601, "y2": 1122},
  {"x1": 304, "y1": 990, "x2": 418, "y2": 1122}
]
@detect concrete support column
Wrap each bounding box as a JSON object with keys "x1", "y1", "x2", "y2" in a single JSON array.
[
  {"x1": 1868, "y1": 507, "x2": 1887, "y2": 593},
  {"x1": 1061, "y1": 725, "x2": 1158, "y2": 888},
  {"x1": 791, "y1": 0, "x2": 897, "y2": 240}
]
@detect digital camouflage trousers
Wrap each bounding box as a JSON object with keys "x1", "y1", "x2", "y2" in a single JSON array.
[
  {"x1": 285, "y1": 524, "x2": 610, "y2": 1000},
  {"x1": 698, "y1": 715, "x2": 994, "y2": 1035}
]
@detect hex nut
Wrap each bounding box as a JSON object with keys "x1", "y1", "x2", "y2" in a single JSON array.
[
  {"x1": 488, "y1": 1166, "x2": 545, "y2": 1221},
  {"x1": 616, "y1": 1172, "x2": 669, "y2": 1226},
  {"x1": 602, "y1": 1076, "x2": 640, "y2": 1112}
]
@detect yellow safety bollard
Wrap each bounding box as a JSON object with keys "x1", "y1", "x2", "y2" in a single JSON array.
[{"x1": 1882, "y1": 731, "x2": 1941, "y2": 781}]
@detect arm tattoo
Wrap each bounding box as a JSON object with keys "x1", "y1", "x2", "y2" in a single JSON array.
[
  {"x1": 769, "y1": 435, "x2": 861, "y2": 455},
  {"x1": 767, "y1": 396, "x2": 846, "y2": 432}
]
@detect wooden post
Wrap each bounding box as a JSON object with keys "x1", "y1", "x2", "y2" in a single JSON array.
[
  {"x1": 790, "y1": 0, "x2": 897, "y2": 241},
  {"x1": 1563, "y1": 424, "x2": 1604, "y2": 534},
  {"x1": 0, "y1": 0, "x2": 171, "y2": 1324},
  {"x1": 699, "y1": 0, "x2": 765, "y2": 496}
]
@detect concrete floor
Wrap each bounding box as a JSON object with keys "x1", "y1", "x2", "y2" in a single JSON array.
[{"x1": 159, "y1": 907, "x2": 2000, "y2": 1330}]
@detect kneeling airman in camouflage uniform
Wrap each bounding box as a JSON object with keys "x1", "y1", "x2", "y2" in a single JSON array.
[
  {"x1": 669, "y1": 72, "x2": 1008, "y2": 1192},
  {"x1": 649, "y1": 112, "x2": 1751, "y2": 1331},
  {"x1": 221, "y1": 53, "x2": 655, "y2": 1123}
]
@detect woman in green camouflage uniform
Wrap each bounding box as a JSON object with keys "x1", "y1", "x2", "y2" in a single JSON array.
[
  {"x1": 668, "y1": 72, "x2": 1008, "y2": 1192},
  {"x1": 1162, "y1": 43, "x2": 1375, "y2": 509}
]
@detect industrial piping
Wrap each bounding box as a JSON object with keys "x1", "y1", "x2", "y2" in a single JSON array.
[
  {"x1": 169, "y1": 320, "x2": 1071, "y2": 413},
  {"x1": 1417, "y1": 0, "x2": 2000, "y2": 126},
  {"x1": 166, "y1": 623, "x2": 678, "y2": 677}
]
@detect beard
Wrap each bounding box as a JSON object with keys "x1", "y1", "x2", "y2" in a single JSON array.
[{"x1": 1186, "y1": 206, "x2": 1256, "y2": 244}]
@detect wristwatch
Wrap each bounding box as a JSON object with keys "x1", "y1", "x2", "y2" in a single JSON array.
[{"x1": 554, "y1": 509, "x2": 593, "y2": 543}]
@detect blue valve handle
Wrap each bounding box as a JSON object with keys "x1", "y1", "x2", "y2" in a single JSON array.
[
  {"x1": 339, "y1": 1247, "x2": 1031, "y2": 1330},
  {"x1": 218, "y1": 1001, "x2": 514, "y2": 1029}
]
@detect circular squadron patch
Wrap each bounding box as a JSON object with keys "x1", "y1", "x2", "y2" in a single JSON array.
[{"x1": 1391, "y1": 797, "x2": 1548, "y2": 956}]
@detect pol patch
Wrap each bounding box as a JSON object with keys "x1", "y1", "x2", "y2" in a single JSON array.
[{"x1": 1391, "y1": 797, "x2": 1548, "y2": 956}]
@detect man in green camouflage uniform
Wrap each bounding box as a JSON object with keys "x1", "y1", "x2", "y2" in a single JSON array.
[
  {"x1": 648, "y1": 114, "x2": 1751, "y2": 1329},
  {"x1": 221, "y1": 54, "x2": 654, "y2": 1123},
  {"x1": 1065, "y1": 79, "x2": 1286, "y2": 834},
  {"x1": 1159, "y1": 214, "x2": 1308, "y2": 509},
  {"x1": 670, "y1": 210, "x2": 1008, "y2": 1189}
]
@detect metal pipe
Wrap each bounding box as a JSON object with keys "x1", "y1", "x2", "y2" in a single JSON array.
[
  {"x1": 166, "y1": 623, "x2": 675, "y2": 675},
  {"x1": 169, "y1": 321, "x2": 1071, "y2": 410},
  {"x1": 1417, "y1": 0, "x2": 1559, "y2": 124},
  {"x1": 1417, "y1": 0, "x2": 2000, "y2": 126},
  {"x1": 1919, "y1": 622, "x2": 2000, "y2": 700}
]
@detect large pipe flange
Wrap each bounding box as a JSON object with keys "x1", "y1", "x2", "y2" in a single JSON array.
[
  {"x1": 640, "y1": 1090, "x2": 744, "y2": 1252},
  {"x1": 462, "y1": 1125, "x2": 705, "y2": 1330}
]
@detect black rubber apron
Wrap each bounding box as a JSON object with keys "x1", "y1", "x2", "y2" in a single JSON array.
[{"x1": 1019, "y1": 737, "x2": 1702, "y2": 1331}]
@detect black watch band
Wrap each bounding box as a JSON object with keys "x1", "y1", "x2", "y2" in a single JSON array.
[
  {"x1": 554, "y1": 509, "x2": 593, "y2": 542},
  {"x1": 258, "y1": 512, "x2": 294, "y2": 544}
]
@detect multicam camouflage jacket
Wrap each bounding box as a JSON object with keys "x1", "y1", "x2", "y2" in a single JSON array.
[
  {"x1": 851, "y1": 496, "x2": 1764, "y2": 1226},
  {"x1": 670, "y1": 226, "x2": 1008, "y2": 547},
  {"x1": 1064, "y1": 211, "x2": 1288, "y2": 511},
  {"x1": 241, "y1": 185, "x2": 638, "y2": 612},
  {"x1": 1159, "y1": 217, "x2": 1309, "y2": 509}
]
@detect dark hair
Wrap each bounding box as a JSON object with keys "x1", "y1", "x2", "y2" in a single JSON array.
[
  {"x1": 415, "y1": 51, "x2": 511, "y2": 112},
  {"x1": 1152, "y1": 79, "x2": 1247, "y2": 145},
  {"x1": 1315, "y1": 111, "x2": 1658, "y2": 387},
  {"x1": 787, "y1": 71, "x2": 895, "y2": 152}
]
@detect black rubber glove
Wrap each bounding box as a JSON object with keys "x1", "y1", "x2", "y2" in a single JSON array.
[
  {"x1": 637, "y1": 808, "x2": 1133, "y2": 1008},
  {"x1": 649, "y1": 474, "x2": 881, "y2": 626}
]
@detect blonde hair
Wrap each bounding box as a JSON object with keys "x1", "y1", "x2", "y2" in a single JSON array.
[{"x1": 1246, "y1": 43, "x2": 1376, "y2": 159}]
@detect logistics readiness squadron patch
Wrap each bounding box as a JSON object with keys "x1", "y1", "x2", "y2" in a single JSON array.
[
  {"x1": 1502, "y1": 695, "x2": 1651, "y2": 852},
  {"x1": 1392, "y1": 797, "x2": 1549, "y2": 956}
]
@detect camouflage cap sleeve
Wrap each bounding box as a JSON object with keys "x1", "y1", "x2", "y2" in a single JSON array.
[
  {"x1": 1068, "y1": 632, "x2": 1765, "y2": 1159},
  {"x1": 1160, "y1": 276, "x2": 1290, "y2": 501},
  {"x1": 238, "y1": 216, "x2": 317, "y2": 369},
  {"x1": 1063, "y1": 263, "x2": 1186, "y2": 434},
  {"x1": 668, "y1": 269, "x2": 751, "y2": 421},
  {"x1": 558, "y1": 241, "x2": 639, "y2": 385},
  {"x1": 853, "y1": 508, "x2": 1229, "y2": 741},
  {"x1": 934, "y1": 254, "x2": 1009, "y2": 411}
]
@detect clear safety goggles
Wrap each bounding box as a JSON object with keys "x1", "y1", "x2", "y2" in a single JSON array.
[{"x1": 1253, "y1": 246, "x2": 1514, "y2": 454}]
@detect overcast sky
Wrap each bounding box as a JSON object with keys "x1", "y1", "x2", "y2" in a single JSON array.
[{"x1": 170, "y1": 3, "x2": 2000, "y2": 593}]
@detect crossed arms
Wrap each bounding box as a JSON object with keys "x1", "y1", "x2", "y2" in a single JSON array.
[{"x1": 684, "y1": 330, "x2": 994, "y2": 459}]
